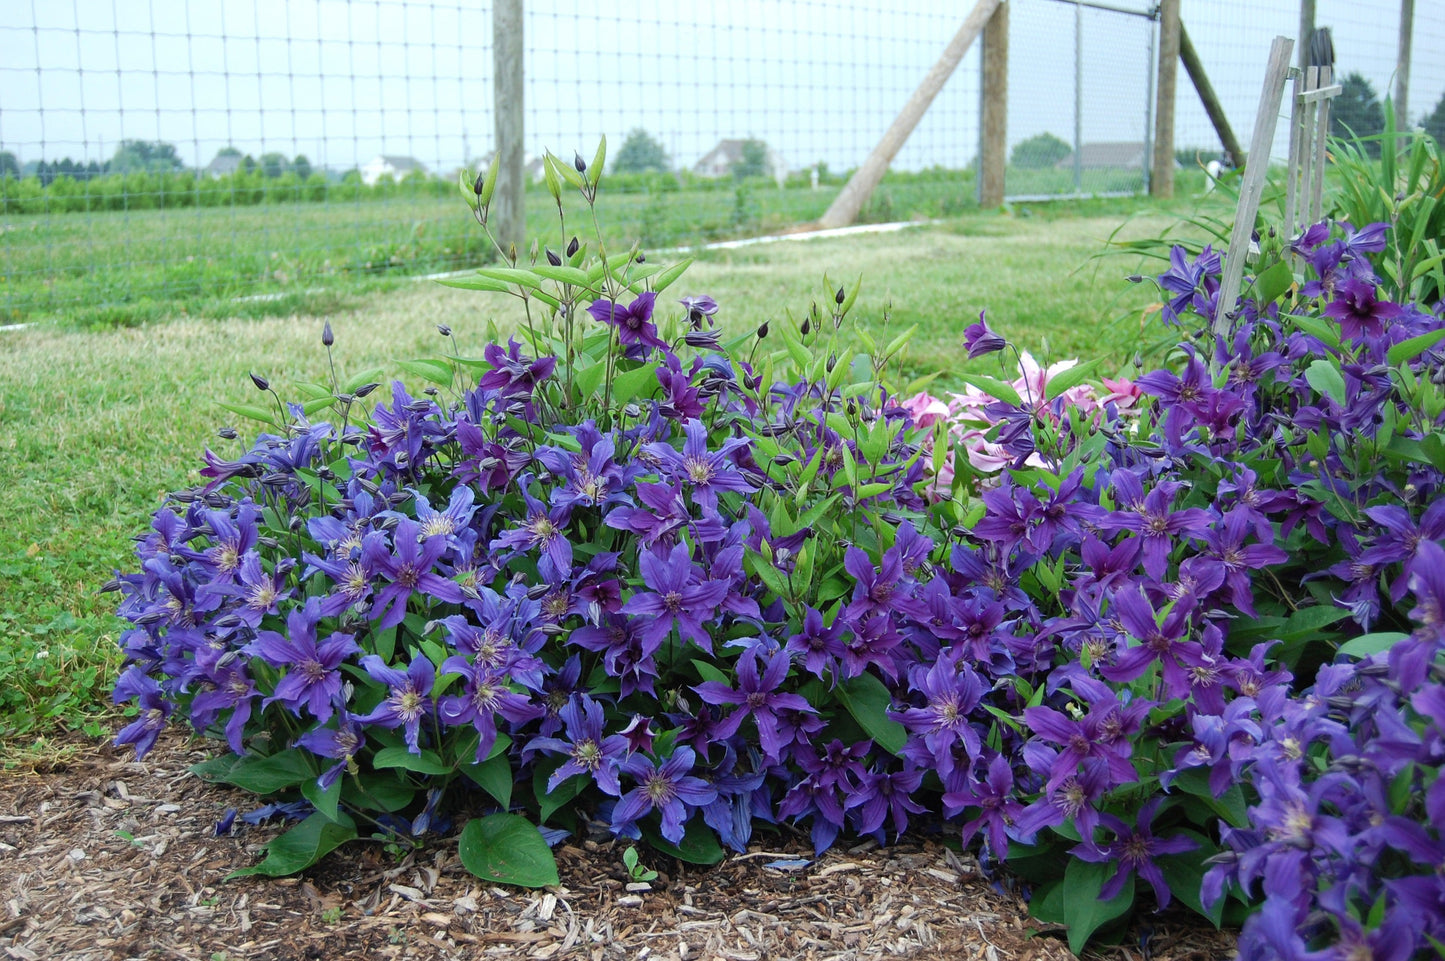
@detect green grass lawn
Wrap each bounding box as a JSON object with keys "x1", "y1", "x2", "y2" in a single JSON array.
[
  {"x1": 1, "y1": 168, "x2": 1209, "y2": 328},
  {"x1": 0, "y1": 191, "x2": 1222, "y2": 757}
]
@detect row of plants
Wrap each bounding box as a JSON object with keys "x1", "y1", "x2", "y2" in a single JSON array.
[
  {"x1": 0, "y1": 168, "x2": 460, "y2": 215},
  {"x1": 109, "y1": 144, "x2": 1445, "y2": 957}
]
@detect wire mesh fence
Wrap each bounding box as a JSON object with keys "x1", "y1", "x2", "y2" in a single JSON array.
[{"x1": 0, "y1": 0, "x2": 1439, "y2": 324}]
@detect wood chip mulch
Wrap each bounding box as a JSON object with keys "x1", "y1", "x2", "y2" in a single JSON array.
[{"x1": 0, "y1": 732, "x2": 1237, "y2": 960}]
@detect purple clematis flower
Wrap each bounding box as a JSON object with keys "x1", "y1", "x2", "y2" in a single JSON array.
[
  {"x1": 619, "y1": 541, "x2": 730, "y2": 653},
  {"x1": 680, "y1": 295, "x2": 719, "y2": 329},
  {"x1": 962, "y1": 311, "x2": 1006, "y2": 358},
  {"x1": 354, "y1": 654, "x2": 436, "y2": 755},
  {"x1": 364, "y1": 518, "x2": 467, "y2": 630},
  {"x1": 694, "y1": 647, "x2": 816, "y2": 761},
  {"x1": 644, "y1": 418, "x2": 754, "y2": 511},
  {"x1": 297, "y1": 712, "x2": 367, "y2": 790},
  {"x1": 588, "y1": 292, "x2": 668, "y2": 353},
  {"x1": 1324, "y1": 276, "x2": 1405, "y2": 341},
  {"x1": 612, "y1": 746, "x2": 718, "y2": 844},
  {"x1": 438, "y1": 656, "x2": 538, "y2": 762},
  {"x1": 527, "y1": 696, "x2": 629, "y2": 796},
  {"x1": 245, "y1": 599, "x2": 359, "y2": 722},
  {"x1": 1071, "y1": 797, "x2": 1198, "y2": 907}
]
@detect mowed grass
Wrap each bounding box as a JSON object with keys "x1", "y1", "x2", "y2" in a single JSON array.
[{"x1": 0, "y1": 193, "x2": 1217, "y2": 756}]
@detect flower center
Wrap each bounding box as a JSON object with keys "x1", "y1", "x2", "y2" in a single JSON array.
[
  {"x1": 420, "y1": 515, "x2": 455, "y2": 538},
  {"x1": 645, "y1": 773, "x2": 676, "y2": 804},
  {"x1": 684, "y1": 457, "x2": 715, "y2": 486},
  {"x1": 663, "y1": 591, "x2": 684, "y2": 614},
  {"x1": 395, "y1": 689, "x2": 425, "y2": 720},
  {"x1": 572, "y1": 739, "x2": 602, "y2": 769},
  {"x1": 301, "y1": 659, "x2": 327, "y2": 683}
]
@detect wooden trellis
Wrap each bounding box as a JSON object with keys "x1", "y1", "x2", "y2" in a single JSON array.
[
  {"x1": 1284, "y1": 64, "x2": 1343, "y2": 241},
  {"x1": 1211, "y1": 35, "x2": 1341, "y2": 350}
]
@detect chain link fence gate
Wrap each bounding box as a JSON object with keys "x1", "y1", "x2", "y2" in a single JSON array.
[{"x1": 1000, "y1": 0, "x2": 1157, "y2": 202}]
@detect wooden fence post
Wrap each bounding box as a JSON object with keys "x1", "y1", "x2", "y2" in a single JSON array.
[
  {"x1": 1397, "y1": 0, "x2": 1414, "y2": 125},
  {"x1": 818, "y1": 0, "x2": 1000, "y2": 229},
  {"x1": 979, "y1": 1, "x2": 1009, "y2": 208},
  {"x1": 493, "y1": 0, "x2": 525, "y2": 255},
  {"x1": 1151, "y1": 0, "x2": 1181, "y2": 198}
]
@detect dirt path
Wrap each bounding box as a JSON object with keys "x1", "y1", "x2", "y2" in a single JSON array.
[{"x1": 0, "y1": 733, "x2": 1235, "y2": 960}]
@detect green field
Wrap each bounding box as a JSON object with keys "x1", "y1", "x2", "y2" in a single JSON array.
[
  {"x1": 1, "y1": 167, "x2": 1194, "y2": 327},
  {"x1": 0, "y1": 188, "x2": 1224, "y2": 759}
]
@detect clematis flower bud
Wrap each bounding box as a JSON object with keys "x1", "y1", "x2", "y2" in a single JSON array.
[
  {"x1": 249, "y1": 372, "x2": 270, "y2": 391},
  {"x1": 321, "y1": 320, "x2": 334, "y2": 346},
  {"x1": 567, "y1": 236, "x2": 580, "y2": 257},
  {"x1": 757, "y1": 321, "x2": 770, "y2": 339},
  {"x1": 546, "y1": 248, "x2": 562, "y2": 266},
  {"x1": 835, "y1": 286, "x2": 846, "y2": 305},
  {"x1": 437, "y1": 324, "x2": 452, "y2": 336},
  {"x1": 574, "y1": 152, "x2": 587, "y2": 173}
]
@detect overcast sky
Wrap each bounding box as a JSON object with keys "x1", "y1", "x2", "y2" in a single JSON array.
[{"x1": 1, "y1": 0, "x2": 1438, "y2": 175}]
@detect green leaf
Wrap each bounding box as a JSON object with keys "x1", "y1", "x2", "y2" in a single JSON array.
[
  {"x1": 536, "y1": 769, "x2": 588, "y2": 824},
  {"x1": 1303, "y1": 359, "x2": 1347, "y2": 406},
  {"x1": 1290, "y1": 312, "x2": 1341, "y2": 349},
  {"x1": 652, "y1": 258, "x2": 693, "y2": 293},
  {"x1": 691, "y1": 658, "x2": 731, "y2": 685},
  {"x1": 478, "y1": 267, "x2": 543, "y2": 289},
  {"x1": 217, "y1": 402, "x2": 278, "y2": 427},
  {"x1": 1386, "y1": 327, "x2": 1445, "y2": 366},
  {"x1": 478, "y1": 152, "x2": 499, "y2": 207},
  {"x1": 301, "y1": 774, "x2": 343, "y2": 823},
  {"x1": 212, "y1": 751, "x2": 317, "y2": 795},
  {"x1": 1061, "y1": 857, "x2": 1135, "y2": 955},
  {"x1": 1339, "y1": 631, "x2": 1410, "y2": 658},
  {"x1": 611, "y1": 364, "x2": 659, "y2": 404},
  {"x1": 1169, "y1": 767, "x2": 1249, "y2": 827},
  {"x1": 397, "y1": 358, "x2": 455, "y2": 387},
  {"x1": 459, "y1": 166, "x2": 479, "y2": 209},
  {"x1": 1043, "y1": 359, "x2": 1101, "y2": 401},
  {"x1": 1250, "y1": 259, "x2": 1294, "y2": 306},
  {"x1": 532, "y1": 264, "x2": 592, "y2": 287},
  {"x1": 835, "y1": 674, "x2": 906, "y2": 755},
  {"x1": 226, "y1": 812, "x2": 357, "y2": 879},
  {"x1": 438, "y1": 273, "x2": 513, "y2": 293},
  {"x1": 373, "y1": 746, "x2": 452, "y2": 776},
  {"x1": 1159, "y1": 834, "x2": 1225, "y2": 927},
  {"x1": 458, "y1": 814, "x2": 560, "y2": 888},
  {"x1": 343, "y1": 771, "x2": 417, "y2": 812},
  {"x1": 342, "y1": 367, "x2": 386, "y2": 393},
  {"x1": 957, "y1": 372, "x2": 1023, "y2": 407},
  {"x1": 460, "y1": 753, "x2": 515, "y2": 808},
  {"x1": 589, "y1": 135, "x2": 606, "y2": 188},
  {"x1": 640, "y1": 819, "x2": 726, "y2": 865}
]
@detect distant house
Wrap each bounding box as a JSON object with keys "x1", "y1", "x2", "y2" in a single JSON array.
[
  {"x1": 692, "y1": 139, "x2": 788, "y2": 184},
  {"x1": 205, "y1": 153, "x2": 244, "y2": 178},
  {"x1": 360, "y1": 155, "x2": 428, "y2": 186},
  {"x1": 1054, "y1": 142, "x2": 1150, "y2": 171}
]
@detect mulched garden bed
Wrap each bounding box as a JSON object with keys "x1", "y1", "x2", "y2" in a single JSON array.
[{"x1": 0, "y1": 732, "x2": 1236, "y2": 960}]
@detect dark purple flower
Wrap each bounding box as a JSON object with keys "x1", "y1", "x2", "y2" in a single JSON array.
[
  {"x1": 1324, "y1": 277, "x2": 1405, "y2": 341},
  {"x1": 962, "y1": 311, "x2": 1006, "y2": 358},
  {"x1": 694, "y1": 648, "x2": 816, "y2": 761},
  {"x1": 588, "y1": 292, "x2": 668, "y2": 353},
  {"x1": 612, "y1": 746, "x2": 718, "y2": 844},
  {"x1": 113, "y1": 670, "x2": 172, "y2": 758},
  {"x1": 892, "y1": 649, "x2": 984, "y2": 780},
  {"x1": 1071, "y1": 797, "x2": 1198, "y2": 907},
  {"x1": 477, "y1": 339, "x2": 557, "y2": 396},
  {"x1": 680, "y1": 295, "x2": 719, "y2": 329},
  {"x1": 943, "y1": 752, "x2": 1024, "y2": 857},
  {"x1": 489, "y1": 476, "x2": 575, "y2": 573},
  {"x1": 783, "y1": 606, "x2": 847, "y2": 678},
  {"x1": 297, "y1": 712, "x2": 367, "y2": 790},
  {"x1": 1158, "y1": 244, "x2": 1220, "y2": 324},
  {"x1": 848, "y1": 764, "x2": 927, "y2": 840}
]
